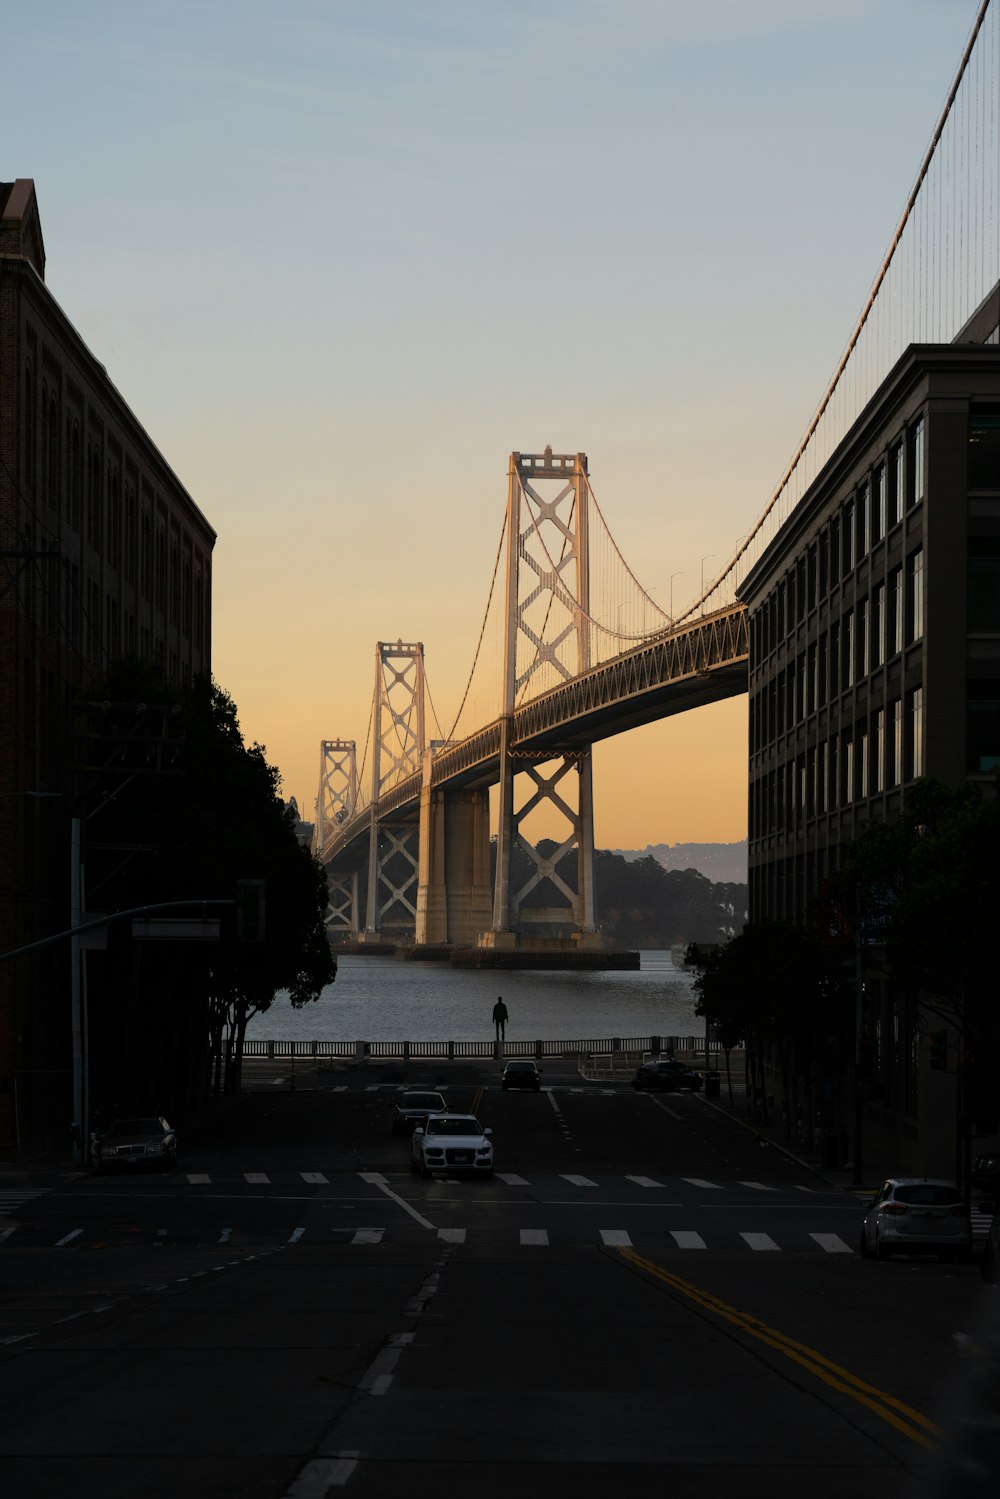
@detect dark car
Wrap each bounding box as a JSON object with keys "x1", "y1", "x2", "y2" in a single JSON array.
[
  {"x1": 501, "y1": 1060, "x2": 542, "y2": 1092},
  {"x1": 95, "y1": 1116, "x2": 177, "y2": 1172},
  {"x1": 391, "y1": 1090, "x2": 449, "y2": 1137},
  {"x1": 632, "y1": 1059, "x2": 704, "y2": 1093}
]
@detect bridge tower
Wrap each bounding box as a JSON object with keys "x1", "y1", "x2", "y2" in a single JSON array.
[
  {"x1": 363, "y1": 641, "x2": 425, "y2": 941},
  {"x1": 487, "y1": 448, "x2": 598, "y2": 948},
  {"x1": 314, "y1": 739, "x2": 360, "y2": 937}
]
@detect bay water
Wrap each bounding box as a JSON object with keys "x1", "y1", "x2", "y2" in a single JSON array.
[{"x1": 246, "y1": 949, "x2": 702, "y2": 1044}]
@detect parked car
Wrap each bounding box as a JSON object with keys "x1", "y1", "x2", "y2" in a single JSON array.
[
  {"x1": 981, "y1": 1207, "x2": 1000, "y2": 1283},
  {"x1": 390, "y1": 1090, "x2": 449, "y2": 1137},
  {"x1": 95, "y1": 1116, "x2": 177, "y2": 1173},
  {"x1": 501, "y1": 1060, "x2": 542, "y2": 1092},
  {"x1": 411, "y1": 1113, "x2": 494, "y2": 1178},
  {"x1": 859, "y1": 1177, "x2": 972, "y2": 1261},
  {"x1": 631, "y1": 1059, "x2": 704, "y2": 1093}
]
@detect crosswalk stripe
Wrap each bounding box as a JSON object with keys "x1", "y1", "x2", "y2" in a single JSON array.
[
  {"x1": 600, "y1": 1229, "x2": 632, "y2": 1247},
  {"x1": 300, "y1": 1172, "x2": 328, "y2": 1184},
  {"x1": 810, "y1": 1233, "x2": 853, "y2": 1254},
  {"x1": 682, "y1": 1178, "x2": 722, "y2": 1190},
  {"x1": 520, "y1": 1228, "x2": 548, "y2": 1246},
  {"x1": 287, "y1": 1226, "x2": 305, "y2": 1243},
  {"x1": 741, "y1": 1232, "x2": 781, "y2": 1251},
  {"x1": 497, "y1": 1173, "x2": 529, "y2": 1185},
  {"x1": 739, "y1": 1181, "x2": 778, "y2": 1192},
  {"x1": 218, "y1": 1228, "x2": 232, "y2": 1244},
  {"x1": 244, "y1": 1173, "x2": 270, "y2": 1184},
  {"x1": 560, "y1": 1174, "x2": 597, "y2": 1187},
  {"x1": 670, "y1": 1230, "x2": 706, "y2": 1249},
  {"x1": 626, "y1": 1175, "x2": 662, "y2": 1188},
  {"x1": 186, "y1": 1173, "x2": 211, "y2": 1184},
  {"x1": 437, "y1": 1228, "x2": 466, "y2": 1244},
  {"x1": 352, "y1": 1227, "x2": 384, "y2": 1245},
  {"x1": 55, "y1": 1229, "x2": 83, "y2": 1246}
]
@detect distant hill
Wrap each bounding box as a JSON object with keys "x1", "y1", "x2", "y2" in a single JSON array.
[{"x1": 613, "y1": 841, "x2": 748, "y2": 887}]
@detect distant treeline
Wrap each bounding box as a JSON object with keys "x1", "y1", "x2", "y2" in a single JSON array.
[{"x1": 502, "y1": 841, "x2": 747, "y2": 947}]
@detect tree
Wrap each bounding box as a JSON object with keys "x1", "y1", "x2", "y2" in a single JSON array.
[
  {"x1": 692, "y1": 923, "x2": 852, "y2": 1136},
  {"x1": 834, "y1": 776, "x2": 1000, "y2": 1134},
  {"x1": 82, "y1": 667, "x2": 335, "y2": 1116}
]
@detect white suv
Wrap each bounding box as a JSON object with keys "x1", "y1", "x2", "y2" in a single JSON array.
[{"x1": 411, "y1": 1114, "x2": 494, "y2": 1179}]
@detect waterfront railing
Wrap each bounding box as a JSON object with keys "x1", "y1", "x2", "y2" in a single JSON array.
[{"x1": 243, "y1": 1035, "x2": 742, "y2": 1066}]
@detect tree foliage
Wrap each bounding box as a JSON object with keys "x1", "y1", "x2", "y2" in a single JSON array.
[{"x1": 83, "y1": 666, "x2": 334, "y2": 1117}]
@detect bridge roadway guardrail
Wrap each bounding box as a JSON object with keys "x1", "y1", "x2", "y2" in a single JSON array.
[{"x1": 243, "y1": 1035, "x2": 744, "y2": 1067}]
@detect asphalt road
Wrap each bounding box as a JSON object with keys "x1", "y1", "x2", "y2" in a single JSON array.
[{"x1": 2, "y1": 1059, "x2": 997, "y2": 1498}]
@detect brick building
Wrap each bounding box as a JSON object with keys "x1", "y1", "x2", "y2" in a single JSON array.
[
  {"x1": 0, "y1": 180, "x2": 215, "y2": 1159},
  {"x1": 738, "y1": 287, "x2": 1000, "y2": 1174}
]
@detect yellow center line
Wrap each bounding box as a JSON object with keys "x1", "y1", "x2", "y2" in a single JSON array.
[
  {"x1": 619, "y1": 1247, "x2": 940, "y2": 1451},
  {"x1": 471, "y1": 1086, "x2": 484, "y2": 1115}
]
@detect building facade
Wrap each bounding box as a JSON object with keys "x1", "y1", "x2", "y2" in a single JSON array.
[
  {"x1": 738, "y1": 290, "x2": 1000, "y2": 1175},
  {"x1": 0, "y1": 180, "x2": 216, "y2": 1159}
]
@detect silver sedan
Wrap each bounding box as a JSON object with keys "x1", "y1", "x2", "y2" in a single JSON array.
[{"x1": 860, "y1": 1177, "x2": 972, "y2": 1261}]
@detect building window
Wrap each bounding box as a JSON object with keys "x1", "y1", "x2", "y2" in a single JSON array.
[
  {"x1": 888, "y1": 567, "x2": 902, "y2": 656},
  {"x1": 908, "y1": 549, "x2": 925, "y2": 641},
  {"x1": 872, "y1": 583, "x2": 884, "y2": 669},
  {"x1": 842, "y1": 611, "x2": 854, "y2": 689},
  {"x1": 969, "y1": 409, "x2": 1000, "y2": 490},
  {"x1": 857, "y1": 597, "x2": 870, "y2": 679},
  {"x1": 966, "y1": 680, "x2": 1000, "y2": 772},
  {"x1": 890, "y1": 443, "x2": 904, "y2": 527},
  {"x1": 890, "y1": 698, "x2": 902, "y2": 787},
  {"x1": 859, "y1": 725, "x2": 869, "y2": 799},
  {"x1": 909, "y1": 687, "x2": 924, "y2": 778},
  {"x1": 842, "y1": 500, "x2": 855, "y2": 572},
  {"x1": 908, "y1": 418, "x2": 925, "y2": 507},
  {"x1": 874, "y1": 708, "x2": 885, "y2": 792},
  {"x1": 859, "y1": 483, "x2": 871, "y2": 556},
  {"x1": 873, "y1": 466, "x2": 886, "y2": 543},
  {"x1": 969, "y1": 538, "x2": 1000, "y2": 630}
]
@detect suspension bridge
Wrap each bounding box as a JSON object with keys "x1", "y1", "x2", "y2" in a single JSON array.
[{"x1": 313, "y1": 1, "x2": 1000, "y2": 961}]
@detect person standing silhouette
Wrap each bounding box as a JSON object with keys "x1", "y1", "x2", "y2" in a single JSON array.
[{"x1": 492, "y1": 996, "x2": 508, "y2": 1041}]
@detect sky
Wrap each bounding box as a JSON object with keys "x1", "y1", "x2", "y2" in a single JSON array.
[{"x1": 3, "y1": 0, "x2": 983, "y2": 848}]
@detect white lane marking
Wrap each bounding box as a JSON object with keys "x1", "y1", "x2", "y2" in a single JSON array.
[
  {"x1": 282, "y1": 1452, "x2": 361, "y2": 1495},
  {"x1": 218, "y1": 1228, "x2": 232, "y2": 1244},
  {"x1": 244, "y1": 1173, "x2": 270, "y2": 1184},
  {"x1": 670, "y1": 1230, "x2": 707, "y2": 1249},
  {"x1": 287, "y1": 1226, "x2": 306, "y2": 1243},
  {"x1": 352, "y1": 1227, "x2": 384, "y2": 1245},
  {"x1": 332, "y1": 1085, "x2": 348, "y2": 1092},
  {"x1": 560, "y1": 1174, "x2": 597, "y2": 1187},
  {"x1": 271, "y1": 1077, "x2": 287, "y2": 1086},
  {"x1": 626, "y1": 1175, "x2": 662, "y2": 1188},
  {"x1": 55, "y1": 1229, "x2": 83, "y2": 1246},
  {"x1": 364, "y1": 1084, "x2": 380, "y2": 1092},
  {"x1": 497, "y1": 1173, "x2": 529, "y2": 1185},
  {"x1": 0, "y1": 1225, "x2": 20, "y2": 1244},
  {"x1": 300, "y1": 1172, "x2": 328, "y2": 1185},
  {"x1": 600, "y1": 1229, "x2": 632, "y2": 1247},
  {"x1": 811, "y1": 1233, "x2": 853, "y2": 1254},
  {"x1": 187, "y1": 1173, "x2": 211, "y2": 1184},
  {"x1": 741, "y1": 1232, "x2": 781, "y2": 1251},
  {"x1": 2, "y1": 1332, "x2": 37, "y2": 1345},
  {"x1": 739, "y1": 1181, "x2": 778, "y2": 1192},
  {"x1": 358, "y1": 1171, "x2": 435, "y2": 1231},
  {"x1": 682, "y1": 1178, "x2": 722, "y2": 1190},
  {"x1": 520, "y1": 1228, "x2": 549, "y2": 1246},
  {"x1": 649, "y1": 1097, "x2": 683, "y2": 1121},
  {"x1": 437, "y1": 1228, "x2": 466, "y2": 1244}
]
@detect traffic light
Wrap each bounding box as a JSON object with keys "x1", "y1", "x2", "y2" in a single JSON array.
[
  {"x1": 928, "y1": 1030, "x2": 948, "y2": 1072},
  {"x1": 236, "y1": 879, "x2": 266, "y2": 942}
]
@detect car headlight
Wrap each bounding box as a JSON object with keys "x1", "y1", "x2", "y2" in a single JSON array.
[
  {"x1": 477, "y1": 1146, "x2": 492, "y2": 1156},
  {"x1": 426, "y1": 1148, "x2": 445, "y2": 1158}
]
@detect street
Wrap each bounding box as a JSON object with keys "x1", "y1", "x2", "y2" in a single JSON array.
[{"x1": 1, "y1": 1060, "x2": 996, "y2": 1497}]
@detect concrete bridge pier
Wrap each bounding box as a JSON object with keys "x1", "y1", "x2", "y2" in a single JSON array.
[{"x1": 414, "y1": 781, "x2": 492, "y2": 947}]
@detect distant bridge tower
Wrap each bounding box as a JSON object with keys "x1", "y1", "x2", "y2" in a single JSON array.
[
  {"x1": 314, "y1": 739, "x2": 360, "y2": 936},
  {"x1": 364, "y1": 641, "x2": 425, "y2": 940},
  {"x1": 487, "y1": 448, "x2": 598, "y2": 948}
]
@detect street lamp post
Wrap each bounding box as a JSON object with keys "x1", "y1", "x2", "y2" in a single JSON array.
[
  {"x1": 669, "y1": 571, "x2": 684, "y2": 621},
  {"x1": 700, "y1": 555, "x2": 716, "y2": 613}
]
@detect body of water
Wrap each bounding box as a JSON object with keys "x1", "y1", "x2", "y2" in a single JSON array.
[{"x1": 246, "y1": 950, "x2": 702, "y2": 1043}]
